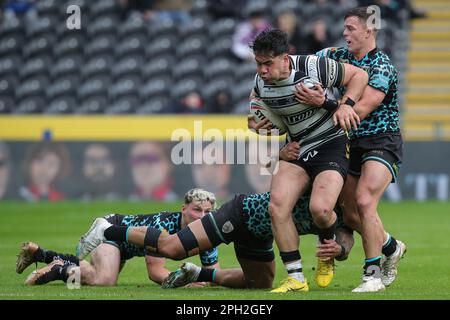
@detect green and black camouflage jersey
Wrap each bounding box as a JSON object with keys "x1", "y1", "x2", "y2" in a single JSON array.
[
  {"x1": 105, "y1": 212, "x2": 218, "y2": 265},
  {"x1": 240, "y1": 192, "x2": 346, "y2": 241},
  {"x1": 253, "y1": 54, "x2": 346, "y2": 158},
  {"x1": 316, "y1": 47, "x2": 400, "y2": 138}
]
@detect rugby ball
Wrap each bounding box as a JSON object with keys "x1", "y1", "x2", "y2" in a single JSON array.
[
  {"x1": 249, "y1": 98, "x2": 287, "y2": 135},
  {"x1": 300, "y1": 77, "x2": 322, "y2": 90}
]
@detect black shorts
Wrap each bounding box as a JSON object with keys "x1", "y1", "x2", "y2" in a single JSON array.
[
  {"x1": 201, "y1": 195, "x2": 274, "y2": 262},
  {"x1": 103, "y1": 214, "x2": 147, "y2": 261},
  {"x1": 349, "y1": 133, "x2": 403, "y2": 182},
  {"x1": 289, "y1": 134, "x2": 349, "y2": 181}
]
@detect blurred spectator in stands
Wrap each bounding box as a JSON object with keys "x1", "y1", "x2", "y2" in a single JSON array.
[
  {"x1": 168, "y1": 90, "x2": 206, "y2": 114},
  {"x1": 207, "y1": 89, "x2": 233, "y2": 114},
  {"x1": 152, "y1": 0, "x2": 192, "y2": 25},
  {"x1": 119, "y1": 0, "x2": 192, "y2": 24},
  {"x1": 82, "y1": 143, "x2": 119, "y2": 201},
  {"x1": 231, "y1": 7, "x2": 272, "y2": 62},
  {"x1": 20, "y1": 142, "x2": 71, "y2": 202},
  {"x1": 191, "y1": 148, "x2": 231, "y2": 199},
  {"x1": 2, "y1": 0, "x2": 36, "y2": 15},
  {"x1": 0, "y1": 141, "x2": 11, "y2": 200},
  {"x1": 206, "y1": 0, "x2": 247, "y2": 19},
  {"x1": 304, "y1": 18, "x2": 332, "y2": 54},
  {"x1": 129, "y1": 141, "x2": 177, "y2": 201},
  {"x1": 276, "y1": 9, "x2": 307, "y2": 55}
]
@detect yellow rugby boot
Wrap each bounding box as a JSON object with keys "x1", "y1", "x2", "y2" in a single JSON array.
[
  {"x1": 270, "y1": 276, "x2": 309, "y2": 293},
  {"x1": 315, "y1": 258, "x2": 334, "y2": 288}
]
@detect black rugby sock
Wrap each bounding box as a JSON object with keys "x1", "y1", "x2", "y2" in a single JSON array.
[
  {"x1": 382, "y1": 234, "x2": 398, "y2": 257},
  {"x1": 33, "y1": 249, "x2": 79, "y2": 265},
  {"x1": 104, "y1": 226, "x2": 128, "y2": 242}
]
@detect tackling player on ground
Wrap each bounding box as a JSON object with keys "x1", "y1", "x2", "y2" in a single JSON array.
[{"x1": 16, "y1": 188, "x2": 219, "y2": 286}]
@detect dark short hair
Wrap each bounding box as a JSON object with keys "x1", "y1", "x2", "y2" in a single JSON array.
[
  {"x1": 249, "y1": 29, "x2": 289, "y2": 57},
  {"x1": 345, "y1": 6, "x2": 379, "y2": 30}
]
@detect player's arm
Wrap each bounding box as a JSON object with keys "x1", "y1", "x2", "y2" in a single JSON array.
[
  {"x1": 328, "y1": 61, "x2": 368, "y2": 132},
  {"x1": 352, "y1": 62, "x2": 393, "y2": 120},
  {"x1": 145, "y1": 255, "x2": 171, "y2": 284},
  {"x1": 247, "y1": 89, "x2": 272, "y2": 133}
]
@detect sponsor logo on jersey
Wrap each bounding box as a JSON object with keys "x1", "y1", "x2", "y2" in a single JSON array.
[
  {"x1": 286, "y1": 108, "x2": 317, "y2": 125},
  {"x1": 222, "y1": 221, "x2": 234, "y2": 234},
  {"x1": 302, "y1": 150, "x2": 318, "y2": 162}
]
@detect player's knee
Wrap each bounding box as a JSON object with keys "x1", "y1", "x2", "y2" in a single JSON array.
[
  {"x1": 343, "y1": 212, "x2": 360, "y2": 232},
  {"x1": 355, "y1": 193, "x2": 376, "y2": 216},
  {"x1": 268, "y1": 197, "x2": 285, "y2": 219},
  {"x1": 95, "y1": 275, "x2": 117, "y2": 286},
  {"x1": 309, "y1": 202, "x2": 333, "y2": 227}
]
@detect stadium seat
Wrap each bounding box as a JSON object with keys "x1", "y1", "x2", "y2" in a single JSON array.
[
  {"x1": 141, "y1": 56, "x2": 174, "y2": 80},
  {"x1": 176, "y1": 34, "x2": 207, "y2": 59},
  {"x1": 76, "y1": 96, "x2": 107, "y2": 114},
  {"x1": 137, "y1": 97, "x2": 170, "y2": 114},
  {"x1": 22, "y1": 35, "x2": 54, "y2": 59},
  {"x1": 0, "y1": 34, "x2": 23, "y2": 56},
  {"x1": 111, "y1": 57, "x2": 143, "y2": 79},
  {"x1": 0, "y1": 97, "x2": 13, "y2": 113},
  {"x1": 172, "y1": 55, "x2": 204, "y2": 79},
  {"x1": 44, "y1": 96, "x2": 77, "y2": 114},
  {"x1": 90, "y1": 0, "x2": 119, "y2": 18},
  {"x1": 171, "y1": 77, "x2": 202, "y2": 99},
  {"x1": 208, "y1": 18, "x2": 237, "y2": 38},
  {"x1": 50, "y1": 55, "x2": 83, "y2": 79},
  {"x1": 84, "y1": 34, "x2": 116, "y2": 58},
  {"x1": 15, "y1": 76, "x2": 49, "y2": 102},
  {"x1": 47, "y1": 76, "x2": 79, "y2": 100},
  {"x1": 77, "y1": 76, "x2": 111, "y2": 101},
  {"x1": 231, "y1": 79, "x2": 254, "y2": 105},
  {"x1": 87, "y1": 16, "x2": 118, "y2": 38},
  {"x1": 145, "y1": 35, "x2": 177, "y2": 58},
  {"x1": 0, "y1": 76, "x2": 18, "y2": 98},
  {"x1": 53, "y1": 33, "x2": 85, "y2": 57},
  {"x1": 118, "y1": 15, "x2": 147, "y2": 40},
  {"x1": 1, "y1": 11, "x2": 23, "y2": 36},
  {"x1": 203, "y1": 57, "x2": 235, "y2": 80},
  {"x1": 206, "y1": 36, "x2": 233, "y2": 59},
  {"x1": 178, "y1": 17, "x2": 207, "y2": 38},
  {"x1": 108, "y1": 77, "x2": 141, "y2": 101},
  {"x1": 0, "y1": 56, "x2": 20, "y2": 76},
  {"x1": 234, "y1": 61, "x2": 257, "y2": 81},
  {"x1": 19, "y1": 57, "x2": 50, "y2": 81},
  {"x1": 202, "y1": 78, "x2": 234, "y2": 101},
  {"x1": 13, "y1": 97, "x2": 46, "y2": 114},
  {"x1": 115, "y1": 36, "x2": 146, "y2": 60},
  {"x1": 81, "y1": 55, "x2": 113, "y2": 80},
  {"x1": 139, "y1": 77, "x2": 172, "y2": 102},
  {"x1": 148, "y1": 20, "x2": 178, "y2": 39},
  {"x1": 105, "y1": 99, "x2": 137, "y2": 114},
  {"x1": 36, "y1": 0, "x2": 58, "y2": 16}
]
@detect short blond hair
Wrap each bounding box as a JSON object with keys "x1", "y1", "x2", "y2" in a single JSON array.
[{"x1": 184, "y1": 188, "x2": 216, "y2": 209}]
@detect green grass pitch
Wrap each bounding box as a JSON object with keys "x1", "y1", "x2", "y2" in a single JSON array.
[{"x1": 0, "y1": 200, "x2": 449, "y2": 300}]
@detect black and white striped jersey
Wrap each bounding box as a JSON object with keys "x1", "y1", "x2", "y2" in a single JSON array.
[{"x1": 254, "y1": 54, "x2": 346, "y2": 157}]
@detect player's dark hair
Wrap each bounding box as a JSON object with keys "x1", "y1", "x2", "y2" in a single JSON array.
[
  {"x1": 345, "y1": 6, "x2": 379, "y2": 32},
  {"x1": 249, "y1": 29, "x2": 289, "y2": 57}
]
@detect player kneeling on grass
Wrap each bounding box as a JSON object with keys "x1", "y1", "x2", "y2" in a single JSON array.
[
  {"x1": 16, "y1": 188, "x2": 219, "y2": 287},
  {"x1": 77, "y1": 190, "x2": 354, "y2": 291}
]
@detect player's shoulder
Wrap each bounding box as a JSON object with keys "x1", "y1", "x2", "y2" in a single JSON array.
[
  {"x1": 371, "y1": 49, "x2": 395, "y2": 68},
  {"x1": 315, "y1": 47, "x2": 347, "y2": 58}
]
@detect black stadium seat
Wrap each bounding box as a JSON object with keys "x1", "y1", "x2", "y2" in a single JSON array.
[
  {"x1": 76, "y1": 96, "x2": 107, "y2": 114},
  {"x1": 53, "y1": 33, "x2": 84, "y2": 57},
  {"x1": 44, "y1": 96, "x2": 77, "y2": 114},
  {"x1": 172, "y1": 55, "x2": 204, "y2": 79},
  {"x1": 139, "y1": 78, "x2": 172, "y2": 101},
  {"x1": 176, "y1": 34, "x2": 207, "y2": 58},
  {"x1": 77, "y1": 76, "x2": 111, "y2": 101},
  {"x1": 47, "y1": 76, "x2": 79, "y2": 100},
  {"x1": 22, "y1": 35, "x2": 54, "y2": 58},
  {"x1": 84, "y1": 34, "x2": 116, "y2": 58},
  {"x1": 13, "y1": 97, "x2": 46, "y2": 114},
  {"x1": 141, "y1": 56, "x2": 174, "y2": 80},
  {"x1": 0, "y1": 96, "x2": 13, "y2": 113},
  {"x1": 145, "y1": 35, "x2": 177, "y2": 58},
  {"x1": 137, "y1": 97, "x2": 170, "y2": 114},
  {"x1": 50, "y1": 55, "x2": 83, "y2": 79},
  {"x1": 19, "y1": 57, "x2": 50, "y2": 80},
  {"x1": 81, "y1": 55, "x2": 113, "y2": 80},
  {"x1": 111, "y1": 57, "x2": 143, "y2": 79}
]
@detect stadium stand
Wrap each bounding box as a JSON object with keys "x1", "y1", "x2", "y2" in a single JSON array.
[{"x1": 2, "y1": 0, "x2": 437, "y2": 136}]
